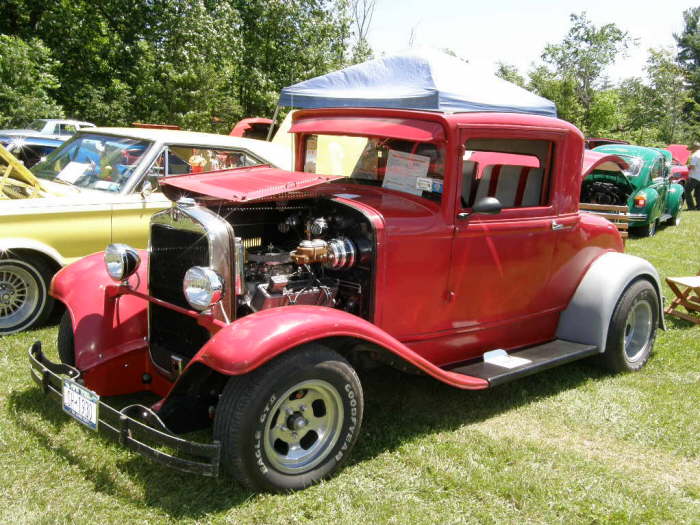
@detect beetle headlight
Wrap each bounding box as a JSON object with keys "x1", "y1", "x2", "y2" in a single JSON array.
[
  {"x1": 104, "y1": 244, "x2": 141, "y2": 282},
  {"x1": 183, "y1": 266, "x2": 224, "y2": 311}
]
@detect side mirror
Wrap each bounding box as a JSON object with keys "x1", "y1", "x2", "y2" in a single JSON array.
[
  {"x1": 457, "y1": 196, "x2": 502, "y2": 220},
  {"x1": 472, "y1": 196, "x2": 503, "y2": 215},
  {"x1": 140, "y1": 179, "x2": 154, "y2": 198}
]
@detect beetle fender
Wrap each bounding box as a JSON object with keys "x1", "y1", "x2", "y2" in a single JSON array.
[
  {"x1": 556, "y1": 252, "x2": 665, "y2": 350},
  {"x1": 666, "y1": 182, "x2": 684, "y2": 216},
  {"x1": 190, "y1": 306, "x2": 489, "y2": 390},
  {"x1": 51, "y1": 251, "x2": 149, "y2": 371}
]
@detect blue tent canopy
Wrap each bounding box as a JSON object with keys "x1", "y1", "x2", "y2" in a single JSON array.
[{"x1": 278, "y1": 49, "x2": 557, "y2": 118}]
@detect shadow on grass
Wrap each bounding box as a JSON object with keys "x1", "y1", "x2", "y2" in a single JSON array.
[
  {"x1": 6, "y1": 388, "x2": 252, "y2": 518},
  {"x1": 7, "y1": 358, "x2": 611, "y2": 518}
]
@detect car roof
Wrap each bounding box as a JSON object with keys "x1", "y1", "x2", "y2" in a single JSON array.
[
  {"x1": 592, "y1": 144, "x2": 663, "y2": 163},
  {"x1": 80, "y1": 127, "x2": 293, "y2": 169},
  {"x1": 39, "y1": 119, "x2": 95, "y2": 127}
]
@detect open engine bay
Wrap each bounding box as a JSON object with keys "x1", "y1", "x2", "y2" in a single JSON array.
[{"x1": 220, "y1": 197, "x2": 374, "y2": 320}]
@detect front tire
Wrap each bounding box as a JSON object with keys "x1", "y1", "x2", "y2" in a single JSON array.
[
  {"x1": 57, "y1": 311, "x2": 75, "y2": 365},
  {"x1": 599, "y1": 280, "x2": 658, "y2": 372},
  {"x1": 213, "y1": 345, "x2": 363, "y2": 492},
  {"x1": 0, "y1": 256, "x2": 54, "y2": 335}
]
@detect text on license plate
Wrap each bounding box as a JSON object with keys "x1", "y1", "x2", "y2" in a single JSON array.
[{"x1": 62, "y1": 378, "x2": 99, "y2": 431}]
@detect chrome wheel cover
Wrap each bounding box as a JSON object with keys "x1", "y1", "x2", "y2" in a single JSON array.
[
  {"x1": 263, "y1": 379, "x2": 344, "y2": 474},
  {"x1": 0, "y1": 262, "x2": 41, "y2": 332},
  {"x1": 623, "y1": 299, "x2": 653, "y2": 361}
]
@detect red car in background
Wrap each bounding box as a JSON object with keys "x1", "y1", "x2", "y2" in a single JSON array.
[{"x1": 667, "y1": 144, "x2": 690, "y2": 186}]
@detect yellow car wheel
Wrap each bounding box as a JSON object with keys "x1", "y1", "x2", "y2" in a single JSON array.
[{"x1": 0, "y1": 256, "x2": 53, "y2": 334}]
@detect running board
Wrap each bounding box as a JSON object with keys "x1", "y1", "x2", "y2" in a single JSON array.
[
  {"x1": 448, "y1": 340, "x2": 599, "y2": 387},
  {"x1": 660, "y1": 213, "x2": 672, "y2": 223}
]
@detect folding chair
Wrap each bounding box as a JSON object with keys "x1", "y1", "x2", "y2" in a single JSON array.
[{"x1": 665, "y1": 271, "x2": 700, "y2": 325}]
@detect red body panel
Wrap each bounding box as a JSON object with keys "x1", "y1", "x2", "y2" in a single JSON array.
[
  {"x1": 161, "y1": 166, "x2": 342, "y2": 202},
  {"x1": 191, "y1": 306, "x2": 488, "y2": 390},
  {"x1": 53, "y1": 108, "x2": 625, "y2": 401},
  {"x1": 581, "y1": 151, "x2": 629, "y2": 178}
]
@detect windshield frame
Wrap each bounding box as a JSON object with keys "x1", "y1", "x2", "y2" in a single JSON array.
[
  {"x1": 300, "y1": 132, "x2": 447, "y2": 204},
  {"x1": 26, "y1": 119, "x2": 48, "y2": 132}
]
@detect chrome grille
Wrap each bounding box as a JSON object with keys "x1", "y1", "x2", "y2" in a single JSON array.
[{"x1": 147, "y1": 205, "x2": 234, "y2": 376}]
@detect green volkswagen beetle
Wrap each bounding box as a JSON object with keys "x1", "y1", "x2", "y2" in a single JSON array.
[{"x1": 582, "y1": 144, "x2": 685, "y2": 236}]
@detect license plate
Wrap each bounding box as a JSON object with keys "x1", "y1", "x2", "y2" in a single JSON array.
[{"x1": 62, "y1": 378, "x2": 99, "y2": 431}]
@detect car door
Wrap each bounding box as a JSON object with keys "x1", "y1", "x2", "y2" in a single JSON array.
[{"x1": 442, "y1": 132, "x2": 560, "y2": 363}]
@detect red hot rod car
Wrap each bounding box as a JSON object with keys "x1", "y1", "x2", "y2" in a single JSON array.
[{"x1": 30, "y1": 108, "x2": 664, "y2": 492}]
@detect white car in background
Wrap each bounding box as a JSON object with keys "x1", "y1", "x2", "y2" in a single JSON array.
[{"x1": 0, "y1": 119, "x2": 96, "y2": 140}]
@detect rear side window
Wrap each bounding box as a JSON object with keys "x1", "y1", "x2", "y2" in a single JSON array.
[{"x1": 461, "y1": 138, "x2": 553, "y2": 209}]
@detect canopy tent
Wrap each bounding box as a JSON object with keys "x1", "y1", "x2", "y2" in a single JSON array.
[{"x1": 278, "y1": 49, "x2": 556, "y2": 117}]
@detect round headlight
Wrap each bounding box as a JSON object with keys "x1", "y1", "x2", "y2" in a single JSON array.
[
  {"x1": 183, "y1": 266, "x2": 224, "y2": 311},
  {"x1": 104, "y1": 244, "x2": 141, "y2": 282}
]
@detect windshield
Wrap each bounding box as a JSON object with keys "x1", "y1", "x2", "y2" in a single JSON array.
[
  {"x1": 302, "y1": 134, "x2": 445, "y2": 202},
  {"x1": 617, "y1": 155, "x2": 643, "y2": 177},
  {"x1": 31, "y1": 133, "x2": 153, "y2": 192},
  {"x1": 26, "y1": 119, "x2": 47, "y2": 132}
]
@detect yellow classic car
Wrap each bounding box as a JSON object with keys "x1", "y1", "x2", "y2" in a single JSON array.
[{"x1": 0, "y1": 127, "x2": 292, "y2": 334}]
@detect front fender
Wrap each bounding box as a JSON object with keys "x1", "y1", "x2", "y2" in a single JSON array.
[
  {"x1": 190, "y1": 306, "x2": 489, "y2": 390},
  {"x1": 556, "y1": 252, "x2": 665, "y2": 350},
  {"x1": 51, "y1": 251, "x2": 150, "y2": 371}
]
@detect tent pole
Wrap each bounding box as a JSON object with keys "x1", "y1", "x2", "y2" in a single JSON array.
[{"x1": 266, "y1": 105, "x2": 280, "y2": 141}]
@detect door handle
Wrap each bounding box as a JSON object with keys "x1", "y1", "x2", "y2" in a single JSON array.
[{"x1": 551, "y1": 220, "x2": 564, "y2": 231}]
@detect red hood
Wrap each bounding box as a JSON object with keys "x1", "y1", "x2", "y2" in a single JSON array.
[
  {"x1": 581, "y1": 150, "x2": 629, "y2": 178},
  {"x1": 667, "y1": 144, "x2": 690, "y2": 165},
  {"x1": 160, "y1": 166, "x2": 343, "y2": 202}
]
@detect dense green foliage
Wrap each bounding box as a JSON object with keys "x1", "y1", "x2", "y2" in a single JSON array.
[
  {"x1": 0, "y1": 4, "x2": 697, "y2": 143},
  {"x1": 0, "y1": 0, "x2": 355, "y2": 131},
  {"x1": 0, "y1": 34, "x2": 64, "y2": 126}
]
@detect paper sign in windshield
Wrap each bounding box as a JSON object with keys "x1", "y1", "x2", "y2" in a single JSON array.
[
  {"x1": 382, "y1": 150, "x2": 429, "y2": 196},
  {"x1": 57, "y1": 161, "x2": 90, "y2": 184}
]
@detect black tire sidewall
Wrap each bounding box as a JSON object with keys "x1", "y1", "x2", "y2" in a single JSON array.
[
  {"x1": 0, "y1": 257, "x2": 52, "y2": 334},
  {"x1": 217, "y1": 349, "x2": 363, "y2": 492},
  {"x1": 604, "y1": 280, "x2": 658, "y2": 372},
  {"x1": 57, "y1": 310, "x2": 75, "y2": 365}
]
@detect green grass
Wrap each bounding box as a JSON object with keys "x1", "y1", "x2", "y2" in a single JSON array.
[{"x1": 2, "y1": 213, "x2": 699, "y2": 524}]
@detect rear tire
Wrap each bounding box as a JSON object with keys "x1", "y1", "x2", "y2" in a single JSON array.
[
  {"x1": 634, "y1": 219, "x2": 657, "y2": 237},
  {"x1": 672, "y1": 206, "x2": 682, "y2": 226},
  {"x1": 598, "y1": 280, "x2": 658, "y2": 372},
  {"x1": 0, "y1": 256, "x2": 54, "y2": 335},
  {"x1": 213, "y1": 345, "x2": 363, "y2": 492},
  {"x1": 57, "y1": 311, "x2": 75, "y2": 366}
]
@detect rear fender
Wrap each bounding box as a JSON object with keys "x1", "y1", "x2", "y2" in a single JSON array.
[
  {"x1": 666, "y1": 183, "x2": 684, "y2": 216},
  {"x1": 556, "y1": 252, "x2": 665, "y2": 350},
  {"x1": 51, "y1": 251, "x2": 150, "y2": 371},
  {"x1": 189, "y1": 306, "x2": 489, "y2": 390}
]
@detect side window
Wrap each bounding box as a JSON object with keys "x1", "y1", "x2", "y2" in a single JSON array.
[
  {"x1": 144, "y1": 146, "x2": 265, "y2": 183},
  {"x1": 650, "y1": 158, "x2": 663, "y2": 179},
  {"x1": 59, "y1": 124, "x2": 78, "y2": 135},
  {"x1": 460, "y1": 138, "x2": 553, "y2": 209}
]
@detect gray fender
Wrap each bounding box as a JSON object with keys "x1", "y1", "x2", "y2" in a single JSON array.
[{"x1": 556, "y1": 252, "x2": 665, "y2": 351}]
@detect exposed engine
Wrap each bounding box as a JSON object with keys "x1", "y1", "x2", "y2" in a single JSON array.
[
  {"x1": 581, "y1": 180, "x2": 629, "y2": 206},
  {"x1": 232, "y1": 204, "x2": 373, "y2": 318}
]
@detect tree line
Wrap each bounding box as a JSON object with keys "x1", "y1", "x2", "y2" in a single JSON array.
[{"x1": 0, "y1": 2, "x2": 698, "y2": 146}]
